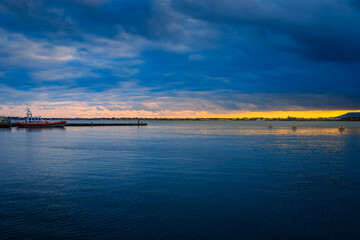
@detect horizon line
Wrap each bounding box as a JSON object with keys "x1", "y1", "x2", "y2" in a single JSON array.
[{"x1": 2, "y1": 110, "x2": 360, "y2": 119}]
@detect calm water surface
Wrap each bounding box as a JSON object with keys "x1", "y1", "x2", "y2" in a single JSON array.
[{"x1": 1, "y1": 121, "x2": 360, "y2": 239}]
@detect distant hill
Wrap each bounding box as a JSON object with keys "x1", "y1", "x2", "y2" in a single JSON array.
[{"x1": 336, "y1": 112, "x2": 360, "y2": 118}]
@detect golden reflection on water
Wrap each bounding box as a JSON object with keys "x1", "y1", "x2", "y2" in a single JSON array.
[
  {"x1": 245, "y1": 127, "x2": 360, "y2": 136},
  {"x1": 188, "y1": 127, "x2": 360, "y2": 136}
]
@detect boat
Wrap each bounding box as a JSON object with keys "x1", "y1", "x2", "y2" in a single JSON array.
[
  {"x1": 291, "y1": 125, "x2": 297, "y2": 129},
  {"x1": 268, "y1": 124, "x2": 273, "y2": 128},
  {"x1": 338, "y1": 125, "x2": 345, "y2": 130},
  {"x1": 17, "y1": 108, "x2": 66, "y2": 127}
]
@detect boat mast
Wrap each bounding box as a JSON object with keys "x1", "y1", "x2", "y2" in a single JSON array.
[{"x1": 26, "y1": 108, "x2": 33, "y2": 123}]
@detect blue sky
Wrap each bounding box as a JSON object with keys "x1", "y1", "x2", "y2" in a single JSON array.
[{"x1": 0, "y1": 0, "x2": 359, "y2": 117}]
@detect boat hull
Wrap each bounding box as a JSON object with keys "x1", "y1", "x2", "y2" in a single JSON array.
[{"x1": 17, "y1": 121, "x2": 66, "y2": 127}]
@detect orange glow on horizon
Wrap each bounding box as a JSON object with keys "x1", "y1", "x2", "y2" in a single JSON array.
[
  {"x1": 200, "y1": 110, "x2": 360, "y2": 119},
  {"x1": 0, "y1": 103, "x2": 359, "y2": 119}
]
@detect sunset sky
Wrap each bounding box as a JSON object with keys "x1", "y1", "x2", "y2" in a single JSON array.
[{"x1": 0, "y1": 0, "x2": 360, "y2": 118}]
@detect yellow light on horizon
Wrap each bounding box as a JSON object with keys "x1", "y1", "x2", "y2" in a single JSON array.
[
  {"x1": 201, "y1": 110, "x2": 360, "y2": 119},
  {"x1": 1, "y1": 104, "x2": 359, "y2": 119}
]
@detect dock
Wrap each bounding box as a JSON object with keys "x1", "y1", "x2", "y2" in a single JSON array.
[
  {"x1": 8, "y1": 122, "x2": 147, "y2": 127},
  {"x1": 65, "y1": 123, "x2": 147, "y2": 126}
]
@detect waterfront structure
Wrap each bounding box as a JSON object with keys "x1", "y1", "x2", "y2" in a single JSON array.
[{"x1": 0, "y1": 116, "x2": 11, "y2": 128}]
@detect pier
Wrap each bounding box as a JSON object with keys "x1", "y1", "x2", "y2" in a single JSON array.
[
  {"x1": 65, "y1": 123, "x2": 147, "y2": 126},
  {"x1": 8, "y1": 122, "x2": 147, "y2": 127}
]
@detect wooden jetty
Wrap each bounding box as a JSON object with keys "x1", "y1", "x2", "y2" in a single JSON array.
[{"x1": 65, "y1": 123, "x2": 147, "y2": 126}]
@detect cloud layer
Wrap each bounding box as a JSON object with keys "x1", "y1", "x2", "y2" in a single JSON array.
[{"x1": 0, "y1": 0, "x2": 359, "y2": 116}]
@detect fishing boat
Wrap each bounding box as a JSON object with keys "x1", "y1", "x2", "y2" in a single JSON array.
[{"x1": 17, "y1": 108, "x2": 66, "y2": 127}]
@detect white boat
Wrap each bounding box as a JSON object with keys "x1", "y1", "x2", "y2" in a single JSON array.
[{"x1": 17, "y1": 108, "x2": 66, "y2": 127}]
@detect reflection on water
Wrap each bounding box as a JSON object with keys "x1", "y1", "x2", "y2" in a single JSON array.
[
  {"x1": 162, "y1": 126, "x2": 359, "y2": 136},
  {"x1": 16, "y1": 127, "x2": 66, "y2": 132},
  {"x1": 0, "y1": 128, "x2": 11, "y2": 132},
  {"x1": 11, "y1": 124, "x2": 355, "y2": 136},
  {"x1": 143, "y1": 121, "x2": 360, "y2": 137},
  {"x1": 0, "y1": 121, "x2": 360, "y2": 239}
]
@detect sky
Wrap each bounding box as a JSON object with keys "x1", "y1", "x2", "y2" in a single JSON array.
[{"x1": 0, "y1": 0, "x2": 360, "y2": 118}]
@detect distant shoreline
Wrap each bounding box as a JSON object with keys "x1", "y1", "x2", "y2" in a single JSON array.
[{"x1": 6, "y1": 117, "x2": 360, "y2": 121}]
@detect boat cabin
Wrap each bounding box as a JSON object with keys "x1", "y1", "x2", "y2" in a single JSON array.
[{"x1": 25, "y1": 108, "x2": 46, "y2": 123}]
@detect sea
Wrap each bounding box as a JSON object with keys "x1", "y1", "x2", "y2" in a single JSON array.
[{"x1": 1, "y1": 120, "x2": 360, "y2": 239}]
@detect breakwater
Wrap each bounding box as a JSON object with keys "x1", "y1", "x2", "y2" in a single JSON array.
[
  {"x1": 65, "y1": 123, "x2": 147, "y2": 126},
  {"x1": 9, "y1": 123, "x2": 147, "y2": 127}
]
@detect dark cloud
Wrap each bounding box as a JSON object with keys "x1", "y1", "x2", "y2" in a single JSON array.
[
  {"x1": 172, "y1": 0, "x2": 360, "y2": 62},
  {"x1": 351, "y1": 0, "x2": 360, "y2": 9},
  {"x1": 0, "y1": 0, "x2": 359, "y2": 113}
]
